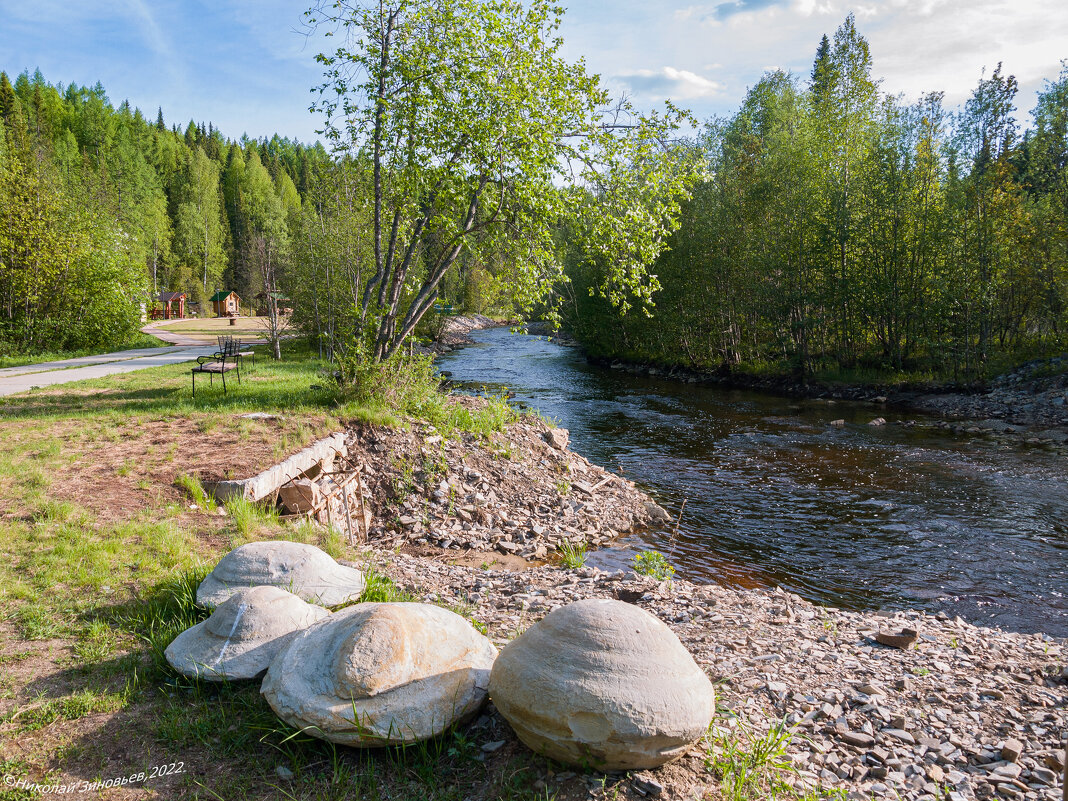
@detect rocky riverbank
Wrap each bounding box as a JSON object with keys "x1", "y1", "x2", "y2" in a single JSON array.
[
  {"x1": 339, "y1": 397, "x2": 667, "y2": 561},
  {"x1": 326, "y1": 399, "x2": 1066, "y2": 801},
  {"x1": 359, "y1": 551, "x2": 1067, "y2": 801}
]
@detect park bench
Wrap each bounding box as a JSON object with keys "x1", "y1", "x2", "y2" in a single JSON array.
[
  {"x1": 191, "y1": 354, "x2": 238, "y2": 398},
  {"x1": 192, "y1": 338, "x2": 249, "y2": 398},
  {"x1": 217, "y1": 335, "x2": 257, "y2": 372}
]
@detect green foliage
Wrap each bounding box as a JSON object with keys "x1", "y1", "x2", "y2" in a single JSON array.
[
  {"x1": 304, "y1": 0, "x2": 701, "y2": 362},
  {"x1": 566, "y1": 20, "x2": 1068, "y2": 382},
  {"x1": 556, "y1": 540, "x2": 587, "y2": 569},
  {"x1": 632, "y1": 549, "x2": 675, "y2": 580},
  {"x1": 0, "y1": 69, "x2": 327, "y2": 358},
  {"x1": 356, "y1": 564, "x2": 418, "y2": 604}
]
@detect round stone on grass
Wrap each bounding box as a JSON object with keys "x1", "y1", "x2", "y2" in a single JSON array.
[
  {"x1": 197, "y1": 540, "x2": 365, "y2": 608},
  {"x1": 165, "y1": 585, "x2": 329, "y2": 681},
  {"x1": 489, "y1": 598, "x2": 715, "y2": 770},
  {"x1": 261, "y1": 602, "x2": 497, "y2": 746}
]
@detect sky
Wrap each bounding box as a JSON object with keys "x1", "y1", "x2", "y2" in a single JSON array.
[{"x1": 0, "y1": 0, "x2": 1066, "y2": 144}]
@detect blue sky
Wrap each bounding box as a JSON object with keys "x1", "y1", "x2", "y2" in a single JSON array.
[{"x1": 1, "y1": 0, "x2": 1065, "y2": 144}]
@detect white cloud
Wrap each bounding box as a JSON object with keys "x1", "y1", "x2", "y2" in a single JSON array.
[{"x1": 615, "y1": 66, "x2": 726, "y2": 101}]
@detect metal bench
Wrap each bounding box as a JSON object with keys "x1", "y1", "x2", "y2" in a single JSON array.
[
  {"x1": 218, "y1": 335, "x2": 257, "y2": 372},
  {"x1": 192, "y1": 350, "x2": 240, "y2": 398}
]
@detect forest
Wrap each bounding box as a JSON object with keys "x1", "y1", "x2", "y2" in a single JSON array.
[
  {"x1": 0, "y1": 69, "x2": 327, "y2": 354},
  {"x1": 568, "y1": 17, "x2": 1068, "y2": 382},
  {"x1": 2, "y1": 13, "x2": 1067, "y2": 383}
]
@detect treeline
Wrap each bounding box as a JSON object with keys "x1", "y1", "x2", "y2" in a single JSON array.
[
  {"x1": 567, "y1": 17, "x2": 1068, "y2": 381},
  {"x1": 0, "y1": 69, "x2": 327, "y2": 353},
  {"x1": 0, "y1": 68, "x2": 521, "y2": 357}
]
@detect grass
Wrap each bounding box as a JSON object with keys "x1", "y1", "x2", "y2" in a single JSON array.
[
  {"x1": 176, "y1": 473, "x2": 214, "y2": 509},
  {"x1": 0, "y1": 338, "x2": 569, "y2": 800},
  {"x1": 704, "y1": 712, "x2": 845, "y2": 801},
  {"x1": 556, "y1": 540, "x2": 587, "y2": 569}
]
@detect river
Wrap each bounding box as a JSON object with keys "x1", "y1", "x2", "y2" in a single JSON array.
[{"x1": 437, "y1": 327, "x2": 1068, "y2": 637}]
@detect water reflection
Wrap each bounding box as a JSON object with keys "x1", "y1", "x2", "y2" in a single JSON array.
[{"x1": 438, "y1": 328, "x2": 1068, "y2": 636}]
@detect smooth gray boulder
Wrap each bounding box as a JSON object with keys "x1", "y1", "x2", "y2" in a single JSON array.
[
  {"x1": 165, "y1": 586, "x2": 328, "y2": 681},
  {"x1": 196, "y1": 540, "x2": 365, "y2": 608},
  {"x1": 261, "y1": 602, "x2": 496, "y2": 746},
  {"x1": 489, "y1": 598, "x2": 715, "y2": 770}
]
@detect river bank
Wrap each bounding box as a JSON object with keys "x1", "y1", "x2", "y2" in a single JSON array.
[
  {"x1": 330, "y1": 402, "x2": 1067, "y2": 801},
  {"x1": 367, "y1": 551, "x2": 1066, "y2": 801},
  {"x1": 583, "y1": 354, "x2": 1068, "y2": 444}
]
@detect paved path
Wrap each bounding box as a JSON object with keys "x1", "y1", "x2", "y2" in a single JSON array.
[{"x1": 0, "y1": 346, "x2": 215, "y2": 397}]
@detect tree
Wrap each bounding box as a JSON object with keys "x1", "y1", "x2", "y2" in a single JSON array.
[
  {"x1": 173, "y1": 146, "x2": 226, "y2": 300},
  {"x1": 306, "y1": 0, "x2": 699, "y2": 362}
]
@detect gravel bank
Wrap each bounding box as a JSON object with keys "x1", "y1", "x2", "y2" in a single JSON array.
[{"x1": 365, "y1": 553, "x2": 1067, "y2": 801}]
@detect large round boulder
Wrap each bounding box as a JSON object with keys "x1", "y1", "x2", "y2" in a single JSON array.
[
  {"x1": 197, "y1": 540, "x2": 365, "y2": 608},
  {"x1": 489, "y1": 598, "x2": 715, "y2": 770},
  {"x1": 165, "y1": 585, "x2": 329, "y2": 681},
  {"x1": 261, "y1": 602, "x2": 497, "y2": 746}
]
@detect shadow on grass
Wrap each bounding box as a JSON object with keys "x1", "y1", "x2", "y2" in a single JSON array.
[{"x1": 38, "y1": 570, "x2": 560, "y2": 800}]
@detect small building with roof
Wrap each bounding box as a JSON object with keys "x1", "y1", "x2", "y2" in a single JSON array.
[
  {"x1": 210, "y1": 290, "x2": 241, "y2": 317},
  {"x1": 155, "y1": 291, "x2": 187, "y2": 320}
]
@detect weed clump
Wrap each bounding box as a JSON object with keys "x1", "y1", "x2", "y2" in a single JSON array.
[{"x1": 632, "y1": 549, "x2": 675, "y2": 581}]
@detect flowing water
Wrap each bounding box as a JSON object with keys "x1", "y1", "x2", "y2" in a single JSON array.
[{"x1": 437, "y1": 327, "x2": 1068, "y2": 637}]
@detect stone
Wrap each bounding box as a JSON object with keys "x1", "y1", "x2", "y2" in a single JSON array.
[
  {"x1": 840, "y1": 731, "x2": 876, "y2": 749},
  {"x1": 197, "y1": 540, "x2": 366, "y2": 609},
  {"x1": 165, "y1": 586, "x2": 328, "y2": 681},
  {"x1": 875, "y1": 629, "x2": 919, "y2": 649},
  {"x1": 644, "y1": 502, "x2": 672, "y2": 523},
  {"x1": 543, "y1": 428, "x2": 570, "y2": 450},
  {"x1": 829, "y1": 419, "x2": 846, "y2": 427},
  {"x1": 632, "y1": 773, "x2": 665, "y2": 796},
  {"x1": 869, "y1": 418, "x2": 887, "y2": 426},
  {"x1": 999, "y1": 739, "x2": 1023, "y2": 763},
  {"x1": 278, "y1": 479, "x2": 322, "y2": 514},
  {"x1": 488, "y1": 598, "x2": 715, "y2": 770},
  {"x1": 204, "y1": 432, "x2": 346, "y2": 503},
  {"x1": 261, "y1": 602, "x2": 496, "y2": 746}
]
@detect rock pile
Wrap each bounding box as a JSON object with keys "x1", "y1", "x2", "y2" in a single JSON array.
[
  {"x1": 261, "y1": 602, "x2": 497, "y2": 746},
  {"x1": 196, "y1": 540, "x2": 366, "y2": 608},
  {"x1": 165, "y1": 585, "x2": 329, "y2": 681},
  {"x1": 489, "y1": 598, "x2": 716, "y2": 769},
  {"x1": 344, "y1": 409, "x2": 667, "y2": 560}
]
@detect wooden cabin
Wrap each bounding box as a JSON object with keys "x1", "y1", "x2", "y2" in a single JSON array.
[
  {"x1": 255, "y1": 290, "x2": 293, "y2": 316},
  {"x1": 210, "y1": 290, "x2": 241, "y2": 317}
]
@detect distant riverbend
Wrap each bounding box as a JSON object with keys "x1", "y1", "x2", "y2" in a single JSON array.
[{"x1": 438, "y1": 327, "x2": 1068, "y2": 637}]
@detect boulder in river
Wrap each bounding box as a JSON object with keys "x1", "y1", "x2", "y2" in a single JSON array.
[
  {"x1": 165, "y1": 585, "x2": 328, "y2": 681},
  {"x1": 488, "y1": 598, "x2": 715, "y2": 770},
  {"x1": 261, "y1": 602, "x2": 497, "y2": 746},
  {"x1": 197, "y1": 540, "x2": 365, "y2": 609}
]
